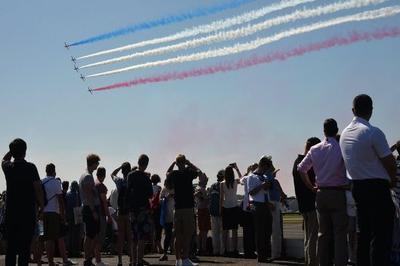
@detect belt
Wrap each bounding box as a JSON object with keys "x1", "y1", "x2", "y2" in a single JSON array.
[{"x1": 318, "y1": 185, "x2": 348, "y2": 191}]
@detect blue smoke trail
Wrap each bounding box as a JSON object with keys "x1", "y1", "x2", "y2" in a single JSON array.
[{"x1": 69, "y1": 0, "x2": 256, "y2": 47}]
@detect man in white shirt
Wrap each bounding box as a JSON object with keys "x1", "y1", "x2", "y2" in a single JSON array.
[
  {"x1": 41, "y1": 164, "x2": 75, "y2": 266},
  {"x1": 340, "y1": 94, "x2": 397, "y2": 266},
  {"x1": 247, "y1": 156, "x2": 274, "y2": 263}
]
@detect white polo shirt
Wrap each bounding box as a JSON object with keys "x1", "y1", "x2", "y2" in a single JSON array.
[{"x1": 340, "y1": 117, "x2": 392, "y2": 181}]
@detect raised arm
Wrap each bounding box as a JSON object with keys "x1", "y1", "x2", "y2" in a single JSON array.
[
  {"x1": 232, "y1": 163, "x2": 242, "y2": 179},
  {"x1": 186, "y1": 160, "x2": 202, "y2": 175},
  {"x1": 111, "y1": 166, "x2": 121, "y2": 181},
  {"x1": 166, "y1": 161, "x2": 176, "y2": 175},
  {"x1": 390, "y1": 140, "x2": 400, "y2": 152},
  {"x1": 2, "y1": 151, "x2": 12, "y2": 163}
]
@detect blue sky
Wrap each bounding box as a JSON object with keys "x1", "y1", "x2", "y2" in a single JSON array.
[{"x1": 1, "y1": 0, "x2": 399, "y2": 196}]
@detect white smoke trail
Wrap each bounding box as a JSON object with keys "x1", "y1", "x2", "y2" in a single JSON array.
[
  {"x1": 76, "y1": 0, "x2": 314, "y2": 60},
  {"x1": 79, "y1": 0, "x2": 387, "y2": 69},
  {"x1": 85, "y1": 6, "x2": 400, "y2": 78}
]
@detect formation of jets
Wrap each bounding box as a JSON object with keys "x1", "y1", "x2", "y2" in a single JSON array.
[{"x1": 65, "y1": 42, "x2": 92, "y2": 94}]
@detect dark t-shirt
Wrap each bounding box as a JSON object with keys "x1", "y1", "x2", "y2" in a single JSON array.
[
  {"x1": 292, "y1": 155, "x2": 316, "y2": 213},
  {"x1": 167, "y1": 168, "x2": 198, "y2": 210},
  {"x1": 126, "y1": 170, "x2": 153, "y2": 212},
  {"x1": 2, "y1": 160, "x2": 40, "y2": 221},
  {"x1": 95, "y1": 182, "x2": 108, "y2": 216}
]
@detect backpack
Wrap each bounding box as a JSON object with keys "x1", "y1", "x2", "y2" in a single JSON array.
[
  {"x1": 150, "y1": 189, "x2": 161, "y2": 211},
  {"x1": 209, "y1": 182, "x2": 220, "y2": 216},
  {"x1": 42, "y1": 178, "x2": 58, "y2": 207}
]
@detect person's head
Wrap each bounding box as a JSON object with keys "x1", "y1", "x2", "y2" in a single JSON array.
[
  {"x1": 96, "y1": 167, "x2": 106, "y2": 182},
  {"x1": 305, "y1": 137, "x2": 321, "y2": 154},
  {"x1": 46, "y1": 163, "x2": 56, "y2": 177},
  {"x1": 137, "y1": 154, "x2": 149, "y2": 171},
  {"x1": 248, "y1": 163, "x2": 258, "y2": 174},
  {"x1": 62, "y1": 181, "x2": 69, "y2": 192},
  {"x1": 199, "y1": 173, "x2": 208, "y2": 188},
  {"x1": 151, "y1": 174, "x2": 161, "y2": 185},
  {"x1": 87, "y1": 154, "x2": 100, "y2": 172},
  {"x1": 70, "y1": 181, "x2": 79, "y2": 192},
  {"x1": 323, "y1": 118, "x2": 339, "y2": 138},
  {"x1": 257, "y1": 156, "x2": 273, "y2": 174},
  {"x1": 352, "y1": 94, "x2": 373, "y2": 120},
  {"x1": 216, "y1": 169, "x2": 225, "y2": 182},
  {"x1": 121, "y1": 162, "x2": 131, "y2": 177},
  {"x1": 224, "y1": 166, "x2": 235, "y2": 189},
  {"x1": 175, "y1": 154, "x2": 186, "y2": 170},
  {"x1": 9, "y1": 138, "x2": 27, "y2": 159}
]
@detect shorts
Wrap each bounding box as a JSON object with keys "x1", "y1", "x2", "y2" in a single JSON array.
[
  {"x1": 174, "y1": 208, "x2": 195, "y2": 238},
  {"x1": 43, "y1": 212, "x2": 61, "y2": 240},
  {"x1": 197, "y1": 208, "x2": 211, "y2": 231},
  {"x1": 82, "y1": 206, "x2": 100, "y2": 239},
  {"x1": 130, "y1": 208, "x2": 152, "y2": 241},
  {"x1": 222, "y1": 206, "x2": 239, "y2": 230}
]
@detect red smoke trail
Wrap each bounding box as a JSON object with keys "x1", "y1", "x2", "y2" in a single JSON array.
[{"x1": 92, "y1": 27, "x2": 400, "y2": 92}]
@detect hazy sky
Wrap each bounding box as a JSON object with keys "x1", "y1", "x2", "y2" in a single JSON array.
[{"x1": 1, "y1": 0, "x2": 399, "y2": 196}]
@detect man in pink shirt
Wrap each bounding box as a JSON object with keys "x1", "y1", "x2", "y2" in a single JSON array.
[{"x1": 298, "y1": 118, "x2": 349, "y2": 266}]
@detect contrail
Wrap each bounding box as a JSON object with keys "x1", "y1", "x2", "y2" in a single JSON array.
[
  {"x1": 68, "y1": 0, "x2": 255, "y2": 47},
  {"x1": 79, "y1": 0, "x2": 387, "y2": 70},
  {"x1": 76, "y1": 0, "x2": 314, "y2": 60},
  {"x1": 85, "y1": 6, "x2": 400, "y2": 78},
  {"x1": 91, "y1": 27, "x2": 400, "y2": 92}
]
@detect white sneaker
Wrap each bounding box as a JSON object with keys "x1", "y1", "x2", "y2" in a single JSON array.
[
  {"x1": 175, "y1": 259, "x2": 182, "y2": 266},
  {"x1": 181, "y1": 258, "x2": 198, "y2": 266}
]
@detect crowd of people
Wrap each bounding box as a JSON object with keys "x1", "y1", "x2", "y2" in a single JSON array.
[{"x1": 1, "y1": 94, "x2": 400, "y2": 266}]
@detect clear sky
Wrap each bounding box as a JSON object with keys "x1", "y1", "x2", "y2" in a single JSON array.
[{"x1": 1, "y1": 0, "x2": 399, "y2": 196}]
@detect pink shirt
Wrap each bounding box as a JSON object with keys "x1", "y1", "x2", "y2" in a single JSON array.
[{"x1": 298, "y1": 137, "x2": 348, "y2": 187}]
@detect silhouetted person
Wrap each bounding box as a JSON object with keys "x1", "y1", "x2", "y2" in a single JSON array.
[
  {"x1": 166, "y1": 154, "x2": 204, "y2": 266},
  {"x1": 293, "y1": 137, "x2": 321, "y2": 266},
  {"x1": 126, "y1": 154, "x2": 153, "y2": 266},
  {"x1": 79, "y1": 154, "x2": 101, "y2": 266},
  {"x1": 111, "y1": 162, "x2": 133, "y2": 266},
  {"x1": 2, "y1": 138, "x2": 44, "y2": 266}
]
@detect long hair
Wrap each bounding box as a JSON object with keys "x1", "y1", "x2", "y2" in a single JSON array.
[{"x1": 224, "y1": 166, "x2": 235, "y2": 189}]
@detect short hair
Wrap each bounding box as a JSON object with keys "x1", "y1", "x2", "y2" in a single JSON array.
[
  {"x1": 46, "y1": 163, "x2": 56, "y2": 176},
  {"x1": 9, "y1": 138, "x2": 27, "y2": 159},
  {"x1": 70, "y1": 181, "x2": 79, "y2": 192},
  {"x1": 87, "y1": 154, "x2": 100, "y2": 167},
  {"x1": 176, "y1": 154, "x2": 186, "y2": 165},
  {"x1": 97, "y1": 167, "x2": 106, "y2": 178},
  {"x1": 258, "y1": 156, "x2": 272, "y2": 168},
  {"x1": 138, "y1": 154, "x2": 149, "y2": 168},
  {"x1": 121, "y1": 162, "x2": 131, "y2": 175},
  {"x1": 151, "y1": 174, "x2": 161, "y2": 184},
  {"x1": 306, "y1": 137, "x2": 321, "y2": 150},
  {"x1": 353, "y1": 94, "x2": 373, "y2": 117},
  {"x1": 324, "y1": 118, "x2": 338, "y2": 137},
  {"x1": 62, "y1": 181, "x2": 69, "y2": 191},
  {"x1": 217, "y1": 169, "x2": 225, "y2": 180}
]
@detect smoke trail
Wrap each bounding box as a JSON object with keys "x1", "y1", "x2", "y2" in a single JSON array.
[
  {"x1": 79, "y1": 0, "x2": 386, "y2": 69},
  {"x1": 85, "y1": 6, "x2": 400, "y2": 78},
  {"x1": 76, "y1": 0, "x2": 314, "y2": 60},
  {"x1": 91, "y1": 27, "x2": 400, "y2": 92},
  {"x1": 68, "y1": 0, "x2": 255, "y2": 47}
]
